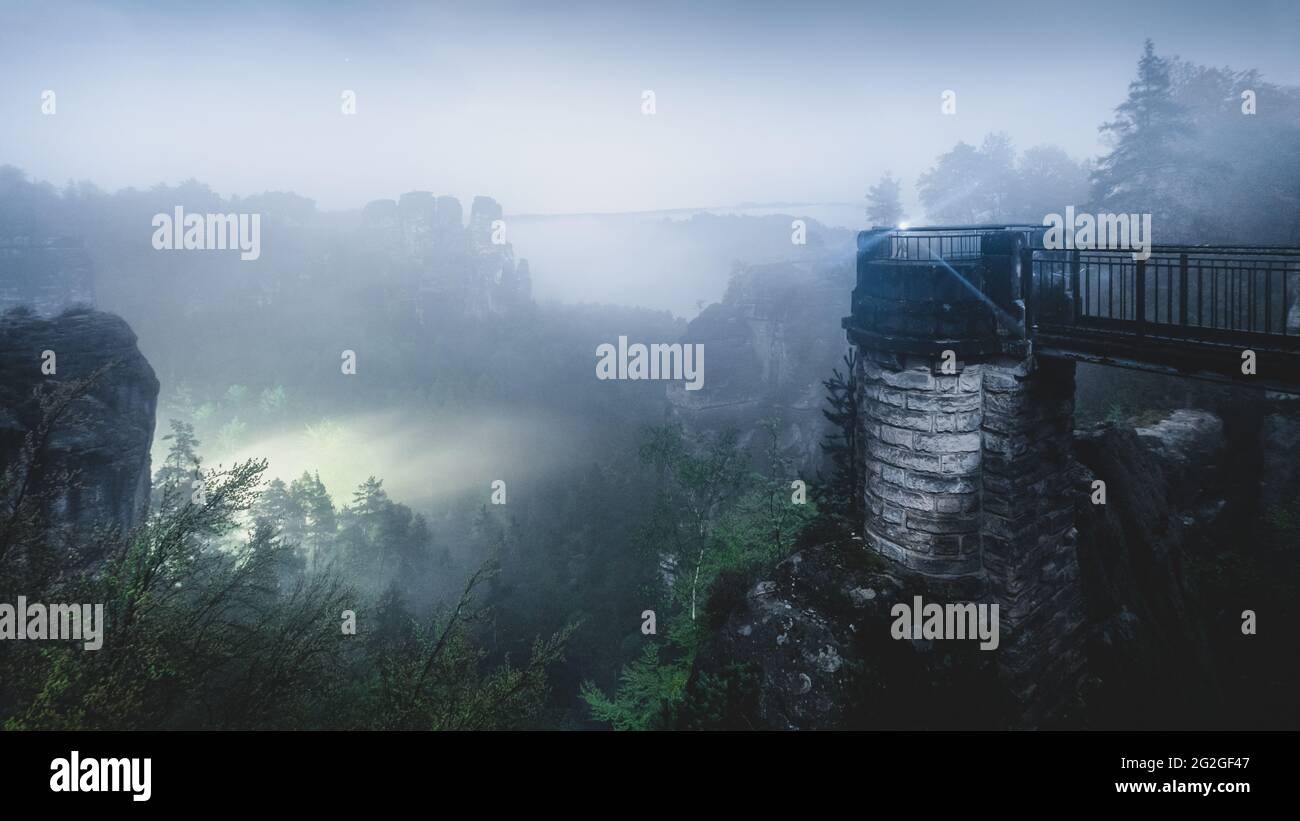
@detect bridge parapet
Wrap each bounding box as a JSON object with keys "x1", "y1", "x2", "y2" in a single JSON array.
[
  {"x1": 845, "y1": 225, "x2": 1300, "y2": 722},
  {"x1": 845, "y1": 225, "x2": 1088, "y2": 720},
  {"x1": 845, "y1": 226, "x2": 1042, "y2": 361},
  {"x1": 1033, "y1": 242, "x2": 1300, "y2": 391}
]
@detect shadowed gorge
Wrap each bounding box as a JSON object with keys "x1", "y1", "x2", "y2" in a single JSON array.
[{"x1": 1, "y1": 3, "x2": 1298, "y2": 768}]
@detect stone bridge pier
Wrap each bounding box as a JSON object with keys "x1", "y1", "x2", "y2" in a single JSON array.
[{"x1": 846, "y1": 227, "x2": 1087, "y2": 722}]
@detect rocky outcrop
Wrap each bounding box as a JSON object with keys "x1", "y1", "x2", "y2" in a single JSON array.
[
  {"x1": 0, "y1": 308, "x2": 158, "y2": 542},
  {"x1": 1261, "y1": 402, "x2": 1300, "y2": 511},
  {"x1": 362, "y1": 192, "x2": 530, "y2": 321},
  {"x1": 0, "y1": 237, "x2": 95, "y2": 317},
  {"x1": 1071, "y1": 419, "x2": 1222, "y2": 727},
  {"x1": 686, "y1": 408, "x2": 1230, "y2": 729},
  {"x1": 667, "y1": 257, "x2": 855, "y2": 473},
  {"x1": 1133, "y1": 408, "x2": 1226, "y2": 506},
  {"x1": 1133, "y1": 408, "x2": 1225, "y2": 466},
  {"x1": 683, "y1": 540, "x2": 1007, "y2": 729}
]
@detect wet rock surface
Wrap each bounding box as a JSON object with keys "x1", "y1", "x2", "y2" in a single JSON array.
[
  {"x1": 684, "y1": 539, "x2": 1008, "y2": 730},
  {"x1": 0, "y1": 308, "x2": 158, "y2": 544},
  {"x1": 668, "y1": 259, "x2": 854, "y2": 473},
  {"x1": 686, "y1": 409, "x2": 1233, "y2": 729},
  {"x1": 1072, "y1": 421, "x2": 1220, "y2": 727}
]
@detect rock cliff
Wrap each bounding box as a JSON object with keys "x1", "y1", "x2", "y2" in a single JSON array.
[
  {"x1": 0, "y1": 308, "x2": 158, "y2": 543},
  {"x1": 0, "y1": 237, "x2": 95, "y2": 317},
  {"x1": 362, "y1": 192, "x2": 531, "y2": 322},
  {"x1": 667, "y1": 255, "x2": 855, "y2": 473},
  {"x1": 685, "y1": 408, "x2": 1232, "y2": 729}
]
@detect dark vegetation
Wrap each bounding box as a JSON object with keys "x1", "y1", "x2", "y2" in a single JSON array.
[{"x1": 1, "y1": 41, "x2": 1297, "y2": 729}]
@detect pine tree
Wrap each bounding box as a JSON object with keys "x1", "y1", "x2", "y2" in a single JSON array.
[
  {"x1": 916, "y1": 134, "x2": 1019, "y2": 225},
  {"x1": 865, "y1": 172, "x2": 905, "y2": 227},
  {"x1": 290, "y1": 471, "x2": 336, "y2": 572},
  {"x1": 351, "y1": 476, "x2": 388, "y2": 523},
  {"x1": 1091, "y1": 39, "x2": 1196, "y2": 231},
  {"x1": 152, "y1": 419, "x2": 202, "y2": 510},
  {"x1": 818, "y1": 350, "x2": 861, "y2": 531},
  {"x1": 253, "y1": 477, "x2": 305, "y2": 546}
]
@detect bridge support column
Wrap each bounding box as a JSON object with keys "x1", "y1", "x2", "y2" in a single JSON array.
[
  {"x1": 980, "y1": 356, "x2": 1087, "y2": 718},
  {"x1": 860, "y1": 350, "x2": 984, "y2": 577},
  {"x1": 846, "y1": 226, "x2": 1095, "y2": 722},
  {"x1": 856, "y1": 348, "x2": 1088, "y2": 720}
]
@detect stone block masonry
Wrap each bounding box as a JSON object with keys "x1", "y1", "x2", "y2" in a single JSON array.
[
  {"x1": 857, "y1": 347, "x2": 1088, "y2": 723},
  {"x1": 860, "y1": 349, "x2": 984, "y2": 576},
  {"x1": 978, "y1": 356, "x2": 1087, "y2": 722}
]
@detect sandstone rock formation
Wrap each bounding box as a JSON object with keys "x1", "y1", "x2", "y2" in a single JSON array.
[
  {"x1": 684, "y1": 541, "x2": 1006, "y2": 729},
  {"x1": 0, "y1": 308, "x2": 158, "y2": 543},
  {"x1": 667, "y1": 257, "x2": 854, "y2": 473},
  {"x1": 362, "y1": 192, "x2": 530, "y2": 322},
  {"x1": 0, "y1": 237, "x2": 95, "y2": 317},
  {"x1": 686, "y1": 410, "x2": 1230, "y2": 729},
  {"x1": 1072, "y1": 420, "x2": 1221, "y2": 727}
]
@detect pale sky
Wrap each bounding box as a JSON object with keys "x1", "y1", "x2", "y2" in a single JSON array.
[{"x1": 2, "y1": 0, "x2": 1298, "y2": 214}]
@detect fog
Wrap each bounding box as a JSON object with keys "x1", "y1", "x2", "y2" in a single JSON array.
[
  {"x1": 509, "y1": 207, "x2": 859, "y2": 314},
  {"x1": 4, "y1": 0, "x2": 1300, "y2": 733},
  {"x1": 4, "y1": 0, "x2": 1297, "y2": 217},
  {"x1": 177, "y1": 405, "x2": 590, "y2": 512}
]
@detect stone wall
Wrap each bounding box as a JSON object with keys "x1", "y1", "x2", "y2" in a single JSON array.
[
  {"x1": 857, "y1": 347, "x2": 1088, "y2": 722},
  {"x1": 859, "y1": 349, "x2": 983, "y2": 576},
  {"x1": 979, "y1": 356, "x2": 1087, "y2": 721}
]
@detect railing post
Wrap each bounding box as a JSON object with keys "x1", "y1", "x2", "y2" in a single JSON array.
[
  {"x1": 1179, "y1": 253, "x2": 1188, "y2": 327},
  {"x1": 1070, "y1": 250, "x2": 1081, "y2": 323},
  {"x1": 1135, "y1": 257, "x2": 1147, "y2": 335},
  {"x1": 1265, "y1": 260, "x2": 1272, "y2": 334},
  {"x1": 1021, "y1": 244, "x2": 1033, "y2": 338}
]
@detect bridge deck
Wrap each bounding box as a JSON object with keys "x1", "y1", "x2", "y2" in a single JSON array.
[
  {"x1": 851, "y1": 226, "x2": 1300, "y2": 393},
  {"x1": 1033, "y1": 244, "x2": 1300, "y2": 391}
]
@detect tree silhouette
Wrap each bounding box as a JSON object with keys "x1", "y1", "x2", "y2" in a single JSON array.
[{"x1": 866, "y1": 172, "x2": 906, "y2": 227}]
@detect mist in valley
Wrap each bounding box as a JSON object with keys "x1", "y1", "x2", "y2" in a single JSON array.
[{"x1": 2, "y1": 0, "x2": 1300, "y2": 732}]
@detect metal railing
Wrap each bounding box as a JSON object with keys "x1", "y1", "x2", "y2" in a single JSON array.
[
  {"x1": 866, "y1": 224, "x2": 1043, "y2": 262},
  {"x1": 1034, "y1": 246, "x2": 1300, "y2": 346},
  {"x1": 856, "y1": 225, "x2": 1300, "y2": 363}
]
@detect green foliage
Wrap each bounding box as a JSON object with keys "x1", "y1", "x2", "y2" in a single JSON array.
[
  {"x1": 259, "y1": 385, "x2": 289, "y2": 415},
  {"x1": 152, "y1": 418, "x2": 202, "y2": 511},
  {"x1": 214, "y1": 415, "x2": 248, "y2": 455},
  {"x1": 638, "y1": 423, "x2": 749, "y2": 622},
  {"x1": 583, "y1": 421, "x2": 814, "y2": 729},
  {"x1": 676, "y1": 662, "x2": 762, "y2": 730},
  {"x1": 818, "y1": 350, "x2": 861, "y2": 533},
  {"x1": 579, "y1": 643, "x2": 688, "y2": 731},
  {"x1": 0, "y1": 385, "x2": 570, "y2": 730},
  {"x1": 367, "y1": 562, "x2": 575, "y2": 730}
]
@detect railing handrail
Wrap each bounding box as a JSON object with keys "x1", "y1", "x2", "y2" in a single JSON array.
[
  {"x1": 867, "y1": 226, "x2": 1300, "y2": 258},
  {"x1": 866, "y1": 224, "x2": 1043, "y2": 232},
  {"x1": 1038, "y1": 244, "x2": 1300, "y2": 257}
]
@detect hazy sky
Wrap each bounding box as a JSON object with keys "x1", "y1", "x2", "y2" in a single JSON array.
[{"x1": 3, "y1": 0, "x2": 1298, "y2": 215}]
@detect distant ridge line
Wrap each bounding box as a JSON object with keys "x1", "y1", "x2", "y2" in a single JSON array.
[{"x1": 505, "y1": 201, "x2": 864, "y2": 220}]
